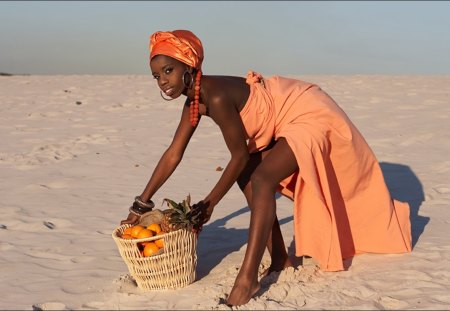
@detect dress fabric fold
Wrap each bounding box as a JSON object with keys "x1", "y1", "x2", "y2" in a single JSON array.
[{"x1": 240, "y1": 73, "x2": 412, "y2": 271}]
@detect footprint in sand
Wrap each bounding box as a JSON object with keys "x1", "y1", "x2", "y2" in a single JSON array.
[
  {"x1": 263, "y1": 283, "x2": 290, "y2": 302},
  {"x1": 61, "y1": 284, "x2": 94, "y2": 295},
  {"x1": 32, "y1": 302, "x2": 67, "y2": 310},
  {"x1": 376, "y1": 296, "x2": 409, "y2": 309},
  {"x1": 432, "y1": 294, "x2": 450, "y2": 304},
  {"x1": 425, "y1": 193, "x2": 434, "y2": 201},
  {"x1": 25, "y1": 250, "x2": 73, "y2": 262},
  {"x1": 9, "y1": 218, "x2": 76, "y2": 233},
  {"x1": 100, "y1": 103, "x2": 124, "y2": 112},
  {"x1": 340, "y1": 285, "x2": 378, "y2": 299},
  {"x1": 0, "y1": 134, "x2": 111, "y2": 169},
  {"x1": 96, "y1": 229, "x2": 113, "y2": 235},
  {"x1": 70, "y1": 256, "x2": 95, "y2": 264},
  {"x1": 434, "y1": 187, "x2": 450, "y2": 194},
  {"x1": 81, "y1": 301, "x2": 106, "y2": 309},
  {"x1": 25, "y1": 181, "x2": 70, "y2": 192},
  {"x1": 113, "y1": 274, "x2": 140, "y2": 294}
]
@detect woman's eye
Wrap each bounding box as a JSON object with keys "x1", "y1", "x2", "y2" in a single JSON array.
[
  {"x1": 164, "y1": 67, "x2": 173, "y2": 74},
  {"x1": 153, "y1": 75, "x2": 160, "y2": 80}
]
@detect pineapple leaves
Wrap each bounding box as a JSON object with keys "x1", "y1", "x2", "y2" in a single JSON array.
[
  {"x1": 162, "y1": 198, "x2": 179, "y2": 209},
  {"x1": 161, "y1": 194, "x2": 200, "y2": 231},
  {"x1": 182, "y1": 194, "x2": 192, "y2": 213}
]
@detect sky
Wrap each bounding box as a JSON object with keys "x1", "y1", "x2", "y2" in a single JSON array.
[{"x1": 1, "y1": 1, "x2": 449, "y2": 75}]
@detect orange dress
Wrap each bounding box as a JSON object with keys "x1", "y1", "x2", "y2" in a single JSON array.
[{"x1": 240, "y1": 72, "x2": 412, "y2": 271}]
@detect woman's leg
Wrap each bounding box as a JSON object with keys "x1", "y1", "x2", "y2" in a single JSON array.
[
  {"x1": 237, "y1": 147, "x2": 292, "y2": 274},
  {"x1": 227, "y1": 138, "x2": 299, "y2": 306}
]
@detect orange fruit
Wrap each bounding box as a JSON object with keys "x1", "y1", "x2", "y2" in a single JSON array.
[
  {"x1": 123, "y1": 227, "x2": 133, "y2": 236},
  {"x1": 155, "y1": 238, "x2": 164, "y2": 248},
  {"x1": 130, "y1": 225, "x2": 145, "y2": 238},
  {"x1": 136, "y1": 228, "x2": 154, "y2": 239},
  {"x1": 143, "y1": 242, "x2": 159, "y2": 257},
  {"x1": 138, "y1": 241, "x2": 150, "y2": 251},
  {"x1": 154, "y1": 232, "x2": 164, "y2": 248},
  {"x1": 147, "y1": 223, "x2": 162, "y2": 234},
  {"x1": 121, "y1": 233, "x2": 133, "y2": 239}
]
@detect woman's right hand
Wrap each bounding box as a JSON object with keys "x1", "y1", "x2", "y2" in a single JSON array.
[
  {"x1": 120, "y1": 212, "x2": 140, "y2": 226},
  {"x1": 192, "y1": 200, "x2": 214, "y2": 227}
]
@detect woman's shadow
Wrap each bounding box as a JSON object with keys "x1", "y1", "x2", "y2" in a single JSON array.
[
  {"x1": 196, "y1": 194, "x2": 293, "y2": 280},
  {"x1": 379, "y1": 161, "x2": 428, "y2": 248},
  {"x1": 196, "y1": 162, "x2": 428, "y2": 279},
  {"x1": 195, "y1": 206, "x2": 250, "y2": 279}
]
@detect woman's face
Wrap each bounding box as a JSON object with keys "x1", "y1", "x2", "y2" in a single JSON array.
[{"x1": 150, "y1": 55, "x2": 189, "y2": 99}]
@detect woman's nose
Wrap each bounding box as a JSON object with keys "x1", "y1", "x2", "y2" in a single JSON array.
[{"x1": 159, "y1": 76, "x2": 168, "y2": 87}]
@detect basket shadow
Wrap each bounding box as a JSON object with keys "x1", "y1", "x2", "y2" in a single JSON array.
[{"x1": 379, "y1": 161, "x2": 428, "y2": 248}]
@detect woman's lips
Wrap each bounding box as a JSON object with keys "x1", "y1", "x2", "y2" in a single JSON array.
[{"x1": 164, "y1": 88, "x2": 174, "y2": 96}]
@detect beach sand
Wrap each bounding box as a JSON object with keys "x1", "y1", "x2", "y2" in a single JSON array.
[{"x1": 0, "y1": 74, "x2": 449, "y2": 310}]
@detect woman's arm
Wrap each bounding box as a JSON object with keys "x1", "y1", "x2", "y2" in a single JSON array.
[
  {"x1": 141, "y1": 100, "x2": 197, "y2": 201},
  {"x1": 121, "y1": 100, "x2": 196, "y2": 224}
]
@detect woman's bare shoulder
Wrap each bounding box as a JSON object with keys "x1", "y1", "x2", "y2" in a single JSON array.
[{"x1": 202, "y1": 75, "x2": 249, "y2": 106}]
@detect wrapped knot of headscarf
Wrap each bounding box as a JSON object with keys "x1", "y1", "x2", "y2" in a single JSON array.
[{"x1": 150, "y1": 30, "x2": 204, "y2": 69}]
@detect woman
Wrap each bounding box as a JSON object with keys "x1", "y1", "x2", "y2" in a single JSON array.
[{"x1": 121, "y1": 30, "x2": 412, "y2": 306}]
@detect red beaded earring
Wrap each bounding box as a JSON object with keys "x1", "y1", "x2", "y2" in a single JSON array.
[{"x1": 190, "y1": 70, "x2": 202, "y2": 127}]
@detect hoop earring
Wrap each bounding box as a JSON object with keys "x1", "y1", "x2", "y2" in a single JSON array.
[
  {"x1": 182, "y1": 70, "x2": 194, "y2": 89},
  {"x1": 160, "y1": 90, "x2": 174, "y2": 101}
]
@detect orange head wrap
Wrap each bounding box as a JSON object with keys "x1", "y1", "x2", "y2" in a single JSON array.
[{"x1": 149, "y1": 30, "x2": 204, "y2": 69}]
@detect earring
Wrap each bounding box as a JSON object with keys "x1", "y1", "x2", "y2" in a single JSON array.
[
  {"x1": 182, "y1": 70, "x2": 194, "y2": 89},
  {"x1": 160, "y1": 90, "x2": 174, "y2": 101}
]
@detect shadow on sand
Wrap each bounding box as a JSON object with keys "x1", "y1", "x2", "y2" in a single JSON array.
[
  {"x1": 196, "y1": 205, "x2": 249, "y2": 280},
  {"x1": 196, "y1": 193, "x2": 293, "y2": 280},
  {"x1": 380, "y1": 161, "x2": 428, "y2": 248},
  {"x1": 197, "y1": 162, "x2": 428, "y2": 280}
]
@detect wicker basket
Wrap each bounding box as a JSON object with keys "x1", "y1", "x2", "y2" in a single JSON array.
[{"x1": 112, "y1": 210, "x2": 198, "y2": 291}]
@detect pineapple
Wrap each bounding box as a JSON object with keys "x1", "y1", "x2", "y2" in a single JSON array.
[{"x1": 160, "y1": 194, "x2": 200, "y2": 233}]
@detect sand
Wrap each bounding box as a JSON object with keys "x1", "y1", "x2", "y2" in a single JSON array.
[{"x1": 0, "y1": 74, "x2": 449, "y2": 310}]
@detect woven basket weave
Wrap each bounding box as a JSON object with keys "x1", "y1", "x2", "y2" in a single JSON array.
[{"x1": 112, "y1": 210, "x2": 198, "y2": 291}]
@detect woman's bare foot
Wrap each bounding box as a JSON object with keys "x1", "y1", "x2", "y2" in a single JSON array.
[
  {"x1": 260, "y1": 257, "x2": 293, "y2": 277},
  {"x1": 226, "y1": 280, "x2": 261, "y2": 306}
]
